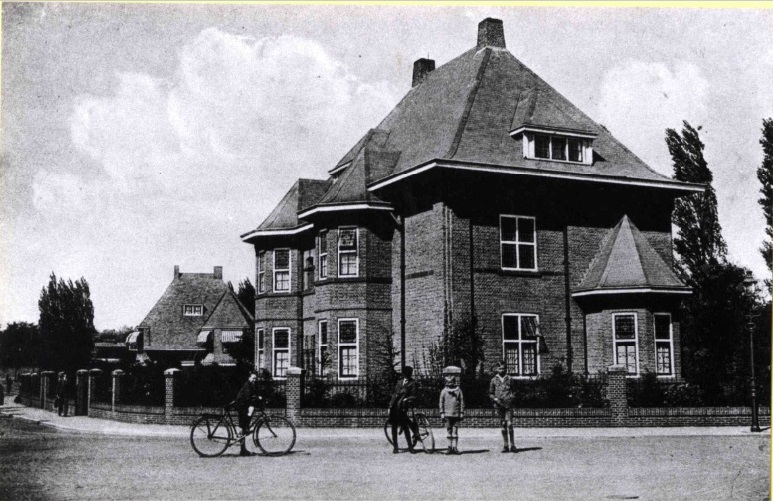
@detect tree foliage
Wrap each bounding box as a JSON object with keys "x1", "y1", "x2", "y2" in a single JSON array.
[
  {"x1": 0, "y1": 322, "x2": 42, "y2": 370},
  {"x1": 757, "y1": 118, "x2": 773, "y2": 287},
  {"x1": 38, "y1": 273, "x2": 96, "y2": 372},
  {"x1": 666, "y1": 121, "x2": 727, "y2": 282}
]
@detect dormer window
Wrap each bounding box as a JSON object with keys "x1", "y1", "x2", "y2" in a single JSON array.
[
  {"x1": 513, "y1": 127, "x2": 595, "y2": 165},
  {"x1": 183, "y1": 304, "x2": 203, "y2": 316}
]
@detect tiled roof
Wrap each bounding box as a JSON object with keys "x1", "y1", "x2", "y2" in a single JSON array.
[
  {"x1": 247, "y1": 22, "x2": 699, "y2": 235},
  {"x1": 139, "y1": 270, "x2": 230, "y2": 350},
  {"x1": 369, "y1": 46, "x2": 671, "y2": 182},
  {"x1": 203, "y1": 290, "x2": 253, "y2": 329},
  {"x1": 574, "y1": 215, "x2": 689, "y2": 294},
  {"x1": 244, "y1": 178, "x2": 331, "y2": 235}
]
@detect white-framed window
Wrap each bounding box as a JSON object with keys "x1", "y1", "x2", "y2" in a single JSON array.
[
  {"x1": 527, "y1": 133, "x2": 591, "y2": 164},
  {"x1": 318, "y1": 230, "x2": 328, "y2": 279},
  {"x1": 613, "y1": 313, "x2": 639, "y2": 375},
  {"x1": 183, "y1": 304, "x2": 203, "y2": 316},
  {"x1": 500, "y1": 215, "x2": 537, "y2": 271},
  {"x1": 337, "y1": 319, "x2": 359, "y2": 379},
  {"x1": 318, "y1": 320, "x2": 328, "y2": 376},
  {"x1": 273, "y1": 249, "x2": 290, "y2": 292},
  {"x1": 257, "y1": 329, "x2": 265, "y2": 370},
  {"x1": 257, "y1": 251, "x2": 266, "y2": 294},
  {"x1": 501, "y1": 314, "x2": 540, "y2": 376},
  {"x1": 654, "y1": 313, "x2": 674, "y2": 376},
  {"x1": 338, "y1": 227, "x2": 359, "y2": 277},
  {"x1": 272, "y1": 328, "x2": 291, "y2": 379}
]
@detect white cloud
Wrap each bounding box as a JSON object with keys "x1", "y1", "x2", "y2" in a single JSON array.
[
  {"x1": 16, "y1": 27, "x2": 399, "y2": 329},
  {"x1": 597, "y1": 60, "x2": 709, "y2": 173}
]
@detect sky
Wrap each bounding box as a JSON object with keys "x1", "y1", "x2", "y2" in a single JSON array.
[{"x1": 2, "y1": 3, "x2": 772, "y2": 331}]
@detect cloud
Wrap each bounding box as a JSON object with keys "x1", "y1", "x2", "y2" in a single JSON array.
[
  {"x1": 17, "y1": 27, "x2": 399, "y2": 329},
  {"x1": 597, "y1": 60, "x2": 709, "y2": 173}
]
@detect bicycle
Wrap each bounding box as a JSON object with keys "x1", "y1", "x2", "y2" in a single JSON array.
[
  {"x1": 190, "y1": 401, "x2": 296, "y2": 457},
  {"x1": 383, "y1": 407, "x2": 435, "y2": 453}
]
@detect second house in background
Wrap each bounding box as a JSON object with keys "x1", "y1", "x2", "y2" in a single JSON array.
[
  {"x1": 132, "y1": 266, "x2": 254, "y2": 367},
  {"x1": 241, "y1": 18, "x2": 700, "y2": 381}
]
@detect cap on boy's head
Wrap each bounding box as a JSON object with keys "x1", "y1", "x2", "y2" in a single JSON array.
[{"x1": 402, "y1": 366, "x2": 414, "y2": 377}]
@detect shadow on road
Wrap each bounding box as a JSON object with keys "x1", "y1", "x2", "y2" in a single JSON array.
[{"x1": 515, "y1": 447, "x2": 543, "y2": 453}]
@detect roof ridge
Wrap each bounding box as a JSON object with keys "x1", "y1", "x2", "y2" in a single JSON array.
[{"x1": 446, "y1": 48, "x2": 492, "y2": 159}]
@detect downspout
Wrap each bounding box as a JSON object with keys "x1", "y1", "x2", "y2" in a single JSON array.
[
  {"x1": 469, "y1": 218, "x2": 475, "y2": 326},
  {"x1": 400, "y1": 215, "x2": 406, "y2": 370},
  {"x1": 297, "y1": 247, "x2": 304, "y2": 369},
  {"x1": 563, "y1": 225, "x2": 573, "y2": 373}
]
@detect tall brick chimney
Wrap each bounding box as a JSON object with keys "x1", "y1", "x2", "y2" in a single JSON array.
[
  {"x1": 412, "y1": 58, "x2": 435, "y2": 87},
  {"x1": 173, "y1": 265, "x2": 179, "y2": 280},
  {"x1": 477, "y1": 18, "x2": 506, "y2": 49},
  {"x1": 214, "y1": 266, "x2": 223, "y2": 279}
]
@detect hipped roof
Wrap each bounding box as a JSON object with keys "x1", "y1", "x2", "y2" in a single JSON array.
[
  {"x1": 574, "y1": 215, "x2": 690, "y2": 295},
  {"x1": 245, "y1": 26, "x2": 700, "y2": 237}
]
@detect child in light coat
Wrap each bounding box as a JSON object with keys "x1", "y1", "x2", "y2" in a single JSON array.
[{"x1": 438, "y1": 375, "x2": 465, "y2": 454}]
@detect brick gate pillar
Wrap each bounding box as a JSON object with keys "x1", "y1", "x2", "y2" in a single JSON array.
[
  {"x1": 607, "y1": 365, "x2": 629, "y2": 426},
  {"x1": 31, "y1": 373, "x2": 39, "y2": 408},
  {"x1": 164, "y1": 369, "x2": 179, "y2": 425},
  {"x1": 40, "y1": 371, "x2": 55, "y2": 410},
  {"x1": 75, "y1": 370, "x2": 88, "y2": 416},
  {"x1": 88, "y1": 369, "x2": 103, "y2": 409},
  {"x1": 112, "y1": 369, "x2": 124, "y2": 410},
  {"x1": 285, "y1": 367, "x2": 304, "y2": 424}
]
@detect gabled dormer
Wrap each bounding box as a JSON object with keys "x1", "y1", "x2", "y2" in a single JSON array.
[{"x1": 510, "y1": 88, "x2": 597, "y2": 166}]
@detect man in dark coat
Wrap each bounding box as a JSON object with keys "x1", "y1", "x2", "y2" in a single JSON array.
[
  {"x1": 233, "y1": 371, "x2": 264, "y2": 456},
  {"x1": 388, "y1": 366, "x2": 417, "y2": 453},
  {"x1": 57, "y1": 373, "x2": 70, "y2": 417}
]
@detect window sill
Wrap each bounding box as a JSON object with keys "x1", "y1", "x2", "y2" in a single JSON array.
[{"x1": 498, "y1": 269, "x2": 542, "y2": 278}]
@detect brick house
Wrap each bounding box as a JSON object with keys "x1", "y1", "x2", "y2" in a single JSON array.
[
  {"x1": 241, "y1": 18, "x2": 701, "y2": 381},
  {"x1": 135, "y1": 266, "x2": 254, "y2": 367}
]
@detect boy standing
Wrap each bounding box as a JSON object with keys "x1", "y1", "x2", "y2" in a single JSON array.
[
  {"x1": 439, "y1": 373, "x2": 464, "y2": 455},
  {"x1": 489, "y1": 361, "x2": 516, "y2": 452}
]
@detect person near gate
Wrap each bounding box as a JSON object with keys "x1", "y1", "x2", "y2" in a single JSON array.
[
  {"x1": 388, "y1": 365, "x2": 417, "y2": 453},
  {"x1": 233, "y1": 371, "x2": 264, "y2": 457},
  {"x1": 56, "y1": 373, "x2": 70, "y2": 417},
  {"x1": 489, "y1": 361, "x2": 516, "y2": 452}
]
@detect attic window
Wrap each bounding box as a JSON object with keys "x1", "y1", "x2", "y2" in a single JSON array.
[
  {"x1": 519, "y1": 130, "x2": 594, "y2": 165},
  {"x1": 183, "y1": 304, "x2": 203, "y2": 316}
]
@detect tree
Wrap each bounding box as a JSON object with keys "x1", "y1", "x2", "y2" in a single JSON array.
[
  {"x1": 0, "y1": 322, "x2": 42, "y2": 372},
  {"x1": 38, "y1": 273, "x2": 96, "y2": 372},
  {"x1": 228, "y1": 278, "x2": 255, "y2": 317},
  {"x1": 443, "y1": 312, "x2": 486, "y2": 378},
  {"x1": 666, "y1": 121, "x2": 727, "y2": 282},
  {"x1": 757, "y1": 118, "x2": 773, "y2": 290}
]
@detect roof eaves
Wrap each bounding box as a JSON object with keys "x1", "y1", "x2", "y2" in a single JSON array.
[
  {"x1": 367, "y1": 158, "x2": 705, "y2": 194},
  {"x1": 297, "y1": 202, "x2": 393, "y2": 220},
  {"x1": 572, "y1": 287, "x2": 692, "y2": 298},
  {"x1": 241, "y1": 223, "x2": 315, "y2": 242}
]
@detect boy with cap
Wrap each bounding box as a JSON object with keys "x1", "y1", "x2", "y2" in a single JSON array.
[{"x1": 439, "y1": 374, "x2": 464, "y2": 454}]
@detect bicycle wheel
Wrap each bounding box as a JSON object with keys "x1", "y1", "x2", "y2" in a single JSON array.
[
  {"x1": 190, "y1": 415, "x2": 231, "y2": 457},
  {"x1": 255, "y1": 415, "x2": 296, "y2": 456},
  {"x1": 384, "y1": 418, "x2": 393, "y2": 445},
  {"x1": 414, "y1": 413, "x2": 435, "y2": 453}
]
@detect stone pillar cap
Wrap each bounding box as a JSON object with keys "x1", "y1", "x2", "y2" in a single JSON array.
[
  {"x1": 607, "y1": 365, "x2": 629, "y2": 374},
  {"x1": 286, "y1": 367, "x2": 305, "y2": 376},
  {"x1": 76, "y1": 369, "x2": 89, "y2": 375},
  {"x1": 164, "y1": 368, "x2": 180, "y2": 376},
  {"x1": 112, "y1": 369, "x2": 125, "y2": 376},
  {"x1": 88, "y1": 368, "x2": 103, "y2": 375},
  {"x1": 41, "y1": 370, "x2": 55, "y2": 375},
  {"x1": 442, "y1": 365, "x2": 462, "y2": 375}
]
